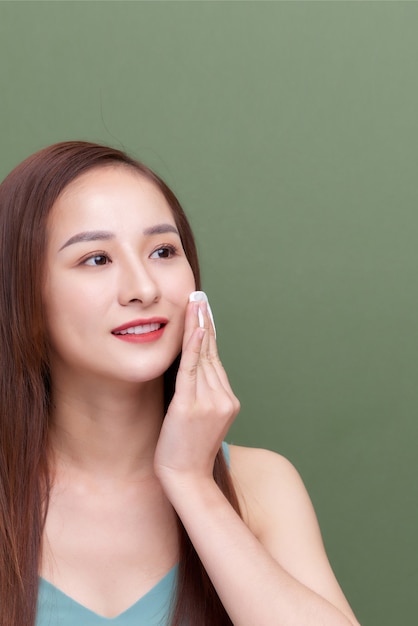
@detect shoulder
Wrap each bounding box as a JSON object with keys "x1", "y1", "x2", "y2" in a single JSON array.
[
  {"x1": 226, "y1": 445, "x2": 345, "y2": 600},
  {"x1": 227, "y1": 444, "x2": 307, "y2": 505},
  {"x1": 225, "y1": 445, "x2": 360, "y2": 623},
  {"x1": 226, "y1": 444, "x2": 323, "y2": 550}
]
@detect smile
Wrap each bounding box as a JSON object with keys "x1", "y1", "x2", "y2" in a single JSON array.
[
  {"x1": 113, "y1": 323, "x2": 162, "y2": 336},
  {"x1": 111, "y1": 318, "x2": 167, "y2": 344}
]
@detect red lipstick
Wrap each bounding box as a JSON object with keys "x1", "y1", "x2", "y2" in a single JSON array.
[{"x1": 111, "y1": 317, "x2": 167, "y2": 343}]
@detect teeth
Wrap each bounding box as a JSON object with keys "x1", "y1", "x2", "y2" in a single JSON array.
[{"x1": 116, "y1": 323, "x2": 161, "y2": 335}]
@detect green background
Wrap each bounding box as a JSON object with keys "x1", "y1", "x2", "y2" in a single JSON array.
[{"x1": 1, "y1": 1, "x2": 416, "y2": 623}]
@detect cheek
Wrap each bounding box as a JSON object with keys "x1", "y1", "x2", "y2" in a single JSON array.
[
  {"x1": 164, "y1": 261, "x2": 196, "y2": 300},
  {"x1": 182, "y1": 263, "x2": 197, "y2": 292},
  {"x1": 172, "y1": 271, "x2": 196, "y2": 304},
  {"x1": 43, "y1": 280, "x2": 93, "y2": 346},
  {"x1": 43, "y1": 283, "x2": 70, "y2": 330}
]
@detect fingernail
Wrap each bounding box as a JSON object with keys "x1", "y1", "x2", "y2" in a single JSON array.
[
  {"x1": 188, "y1": 291, "x2": 217, "y2": 338},
  {"x1": 198, "y1": 306, "x2": 205, "y2": 329}
]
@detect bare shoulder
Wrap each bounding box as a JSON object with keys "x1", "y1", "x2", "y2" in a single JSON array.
[
  {"x1": 227, "y1": 443, "x2": 324, "y2": 557},
  {"x1": 227, "y1": 444, "x2": 360, "y2": 624},
  {"x1": 227, "y1": 444, "x2": 312, "y2": 533},
  {"x1": 228, "y1": 443, "x2": 301, "y2": 484}
]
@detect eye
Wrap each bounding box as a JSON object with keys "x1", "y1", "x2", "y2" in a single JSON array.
[
  {"x1": 83, "y1": 253, "x2": 111, "y2": 266},
  {"x1": 149, "y1": 245, "x2": 178, "y2": 260}
]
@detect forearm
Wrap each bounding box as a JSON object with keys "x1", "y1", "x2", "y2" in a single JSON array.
[
  {"x1": 164, "y1": 476, "x2": 359, "y2": 626},
  {"x1": 156, "y1": 304, "x2": 359, "y2": 625}
]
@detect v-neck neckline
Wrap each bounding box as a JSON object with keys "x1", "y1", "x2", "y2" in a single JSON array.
[
  {"x1": 38, "y1": 565, "x2": 178, "y2": 623},
  {"x1": 37, "y1": 445, "x2": 230, "y2": 625}
]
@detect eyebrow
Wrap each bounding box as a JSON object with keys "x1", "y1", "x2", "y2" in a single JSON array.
[
  {"x1": 142, "y1": 223, "x2": 179, "y2": 237},
  {"x1": 59, "y1": 230, "x2": 115, "y2": 251},
  {"x1": 59, "y1": 223, "x2": 180, "y2": 251}
]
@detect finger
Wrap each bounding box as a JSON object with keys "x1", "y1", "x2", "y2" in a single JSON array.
[
  {"x1": 181, "y1": 301, "x2": 219, "y2": 393},
  {"x1": 197, "y1": 302, "x2": 239, "y2": 399},
  {"x1": 188, "y1": 291, "x2": 216, "y2": 336},
  {"x1": 188, "y1": 298, "x2": 239, "y2": 411},
  {"x1": 198, "y1": 301, "x2": 224, "y2": 373},
  {"x1": 192, "y1": 303, "x2": 230, "y2": 394},
  {"x1": 178, "y1": 306, "x2": 241, "y2": 423},
  {"x1": 181, "y1": 300, "x2": 201, "y2": 353},
  {"x1": 175, "y1": 325, "x2": 206, "y2": 399}
]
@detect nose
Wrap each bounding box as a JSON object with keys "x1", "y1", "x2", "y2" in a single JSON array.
[{"x1": 117, "y1": 259, "x2": 160, "y2": 307}]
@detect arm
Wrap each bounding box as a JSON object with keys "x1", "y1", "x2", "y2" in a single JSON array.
[{"x1": 155, "y1": 299, "x2": 361, "y2": 626}]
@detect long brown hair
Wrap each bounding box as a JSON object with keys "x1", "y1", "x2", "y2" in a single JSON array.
[{"x1": 0, "y1": 142, "x2": 240, "y2": 625}]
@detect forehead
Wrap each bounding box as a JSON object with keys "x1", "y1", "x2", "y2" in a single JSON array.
[{"x1": 49, "y1": 165, "x2": 175, "y2": 231}]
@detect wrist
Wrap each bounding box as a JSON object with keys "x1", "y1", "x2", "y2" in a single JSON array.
[{"x1": 158, "y1": 470, "x2": 222, "y2": 509}]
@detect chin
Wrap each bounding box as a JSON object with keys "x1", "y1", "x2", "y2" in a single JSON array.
[{"x1": 121, "y1": 359, "x2": 179, "y2": 385}]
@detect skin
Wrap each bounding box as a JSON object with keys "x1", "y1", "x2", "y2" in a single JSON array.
[{"x1": 41, "y1": 166, "x2": 361, "y2": 625}]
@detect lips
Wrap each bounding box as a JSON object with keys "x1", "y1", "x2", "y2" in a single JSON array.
[
  {"x1": 113, "y1": 322, "x2": 161, "y2": 336},
  {"x1": 111, "y1": 317, "x2": 168, "y2": 341}
]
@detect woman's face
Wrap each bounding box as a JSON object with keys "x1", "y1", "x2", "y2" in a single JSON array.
[{"x1": 43, "y1": 165, "x2": 196, "y2": 387}]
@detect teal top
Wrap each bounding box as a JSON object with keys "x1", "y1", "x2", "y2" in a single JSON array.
[
  {"x1": 37, "y1": 567, "x2": 177, "y2": 626},
  {"x1": 36, "y1": 442, "x2": 231, "y2": 626}
]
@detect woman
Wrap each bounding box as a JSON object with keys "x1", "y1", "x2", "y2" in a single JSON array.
[{"x1": 0, "y1": 142, "x2": 361, "y2": 626}]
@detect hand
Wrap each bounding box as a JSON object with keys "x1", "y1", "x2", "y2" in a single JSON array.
[{"x1": 154, "y1": 296, "x2": 240, "y2": 487}]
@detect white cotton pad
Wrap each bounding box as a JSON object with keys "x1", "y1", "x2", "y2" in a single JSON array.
[{"x1": 188, "y1": 291, "x2": 217, "y2": 338}]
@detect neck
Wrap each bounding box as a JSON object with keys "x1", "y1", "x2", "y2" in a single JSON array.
[{"x1": 48, "y1": 376, "x2": 165, "y2": 481}]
